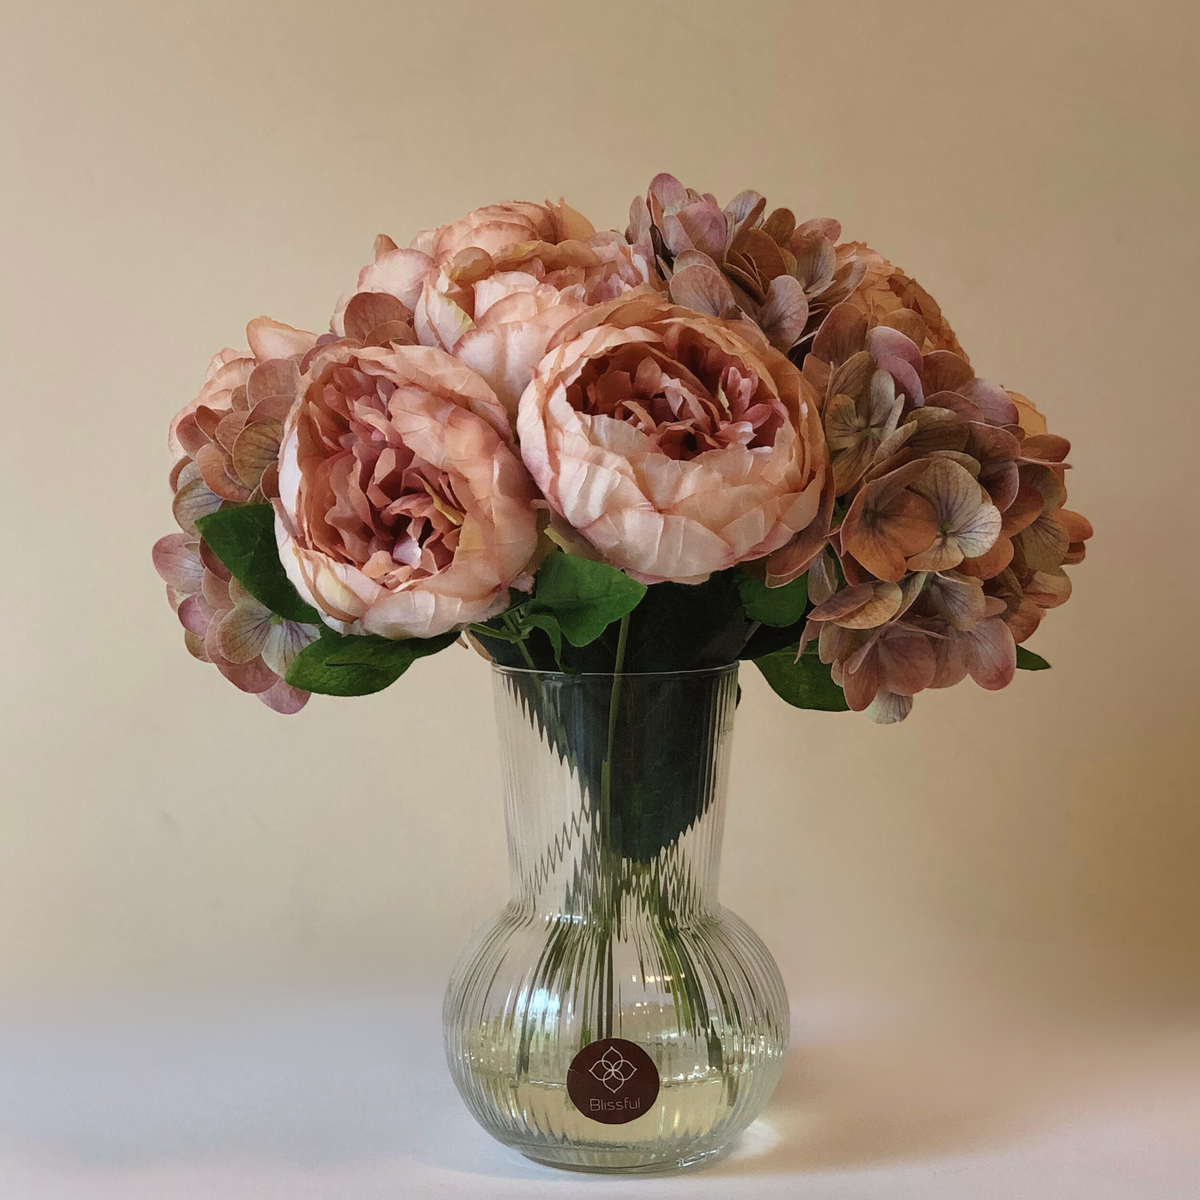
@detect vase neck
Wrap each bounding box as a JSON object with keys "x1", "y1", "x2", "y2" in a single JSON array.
[{"x1": 492, "y1": 665, "x2": 738, "y2": 921}]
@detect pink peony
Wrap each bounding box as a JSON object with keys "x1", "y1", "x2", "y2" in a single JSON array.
[
  {"x1": 276, "y1": 343, "x2": 540, "y2": 640},
  {"x1": 334, "y1": 203, "x2": 655, "y2": 423},
  {"x1": 516, "y1": 291, "x2": 831, "y2": 586}
]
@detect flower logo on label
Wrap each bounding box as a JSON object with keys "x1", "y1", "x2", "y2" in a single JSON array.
[
  {"x1": 568, "y1": 1037, "x2": 660, "y2": 1124},
  {"x1": 588, "y1": 1045, "x2": 637, "y2": 1093}
]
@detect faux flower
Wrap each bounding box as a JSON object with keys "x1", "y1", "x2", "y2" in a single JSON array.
[
  {"x1": 516, "y1": 291, "x2": 831, "y2": 585},
  {"x1": 836, "y1": 242, "x2": 969, "y2": 359},
  {"x1": 333, "y1": 203, "x2": 653, "y2": 422},
  {"x1": 626, "y1": 174, "x2": 876, "y2": 356},
  {"x1": 156, "y1": 318, "x2": 323, "y2": 710},
  {"x1": 168, "y1": 317, "x2": 319, "y2": 534},
  {"x1": 791, "y1": 303, "x2": 1089, "y2": 721},
  {"x1": 412, "y1": 200, "x2": 596, "y2": 265},
  {"x1": 152, "y1": 533, "x2": 317, "y2": 713},
  {"x1": 276, "y1": 342, "x2": 540, "y2": 639}
]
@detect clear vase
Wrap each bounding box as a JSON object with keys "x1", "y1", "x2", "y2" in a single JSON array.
[{"x1": 442, "y1": 663, "x2": 789, "y2": 1173}]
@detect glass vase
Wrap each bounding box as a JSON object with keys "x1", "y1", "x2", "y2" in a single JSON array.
[{"x1": 442, "y1": 663, "x2": 789, "y2": 1173}]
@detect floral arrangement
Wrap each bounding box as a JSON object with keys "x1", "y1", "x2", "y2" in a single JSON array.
[{"x1": 154, "y1": 174, "x2": 1090, "y2": 723}]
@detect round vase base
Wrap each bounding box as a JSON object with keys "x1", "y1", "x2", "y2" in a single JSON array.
[{"x1": 516, "y1": 1142, "x2": 729, "y2": 1175}]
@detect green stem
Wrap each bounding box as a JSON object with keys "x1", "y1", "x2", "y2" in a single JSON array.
[
  {"x1": 594, "y1": 613, "x2": 631, "y2": 1040},
  {"x1": 598, "y1": 613, "x2": 630, "y2": 855},
  {"x1": 501, "y1": 611, "x2": 539, "y2": 671}
]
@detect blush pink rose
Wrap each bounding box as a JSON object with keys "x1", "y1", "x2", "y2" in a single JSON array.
[
  {"x1": 333, "y1": 203, "x2": 656, "y2": 423},
  {"x1": 517, "y1": 292, "x2": 832, "y2": 585},
  {"x1": 276, "y1": 343, "x2": 540, "y2": 640}
]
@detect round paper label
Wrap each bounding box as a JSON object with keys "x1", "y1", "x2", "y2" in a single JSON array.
[{"x1": 566, "y1": 1037, "x2": 660, "y2": 1125}]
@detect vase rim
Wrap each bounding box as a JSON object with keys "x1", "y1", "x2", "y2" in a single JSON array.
[{"x1": 491, "y1": 662, "x2": 740, "y2": 681}]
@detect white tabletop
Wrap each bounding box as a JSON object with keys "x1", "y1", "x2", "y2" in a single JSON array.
[{"x1": 1, "y1": 989, "x2": 1197, "y2": 1200}]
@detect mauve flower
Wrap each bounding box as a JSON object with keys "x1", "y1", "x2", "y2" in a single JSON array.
[
  {"x1": 626, "y1": 174, "x2": 876, "y2": 356},
  {"x1": 152, "y1": 534, "x2": 316, "y2": 713},
  {"x1": 516, "y1": 291, "x2": 831, "y2": 586},
  {"x1": 156, "y1": 319, "x2": 323, "y2": 713},
  {"x1": 168, "y1": 318, "x2": 319, "y2": 534},
  {"x1": 788, "y1": 300, "x2": 1088, "y2": 720},
  {"x1": 276, "y1": 342, "x2": 540, "y2": 640}
]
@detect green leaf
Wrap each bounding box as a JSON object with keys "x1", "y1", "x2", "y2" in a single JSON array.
[
  {"x1": 520, "y1": 613, "x2": 564, "y2": 664},
  {"x1": 755, "y1": 648, "x2": 849, "y2": 712},
  {"x1": 195, "y1": 505, "x2": 320, "y2": 625},
  {"x1": 735, "y1": 569, "x2": 808, "y2": 627},
  {"x1": 285, "y1": 629, "x2": 459, "y2": 696},
  {"x1": 526, "y1": 553, "x2": 646, "y2": 647},
  {"x1": 1015, "y1": 646, "x2": 1052, "y2": 671}
]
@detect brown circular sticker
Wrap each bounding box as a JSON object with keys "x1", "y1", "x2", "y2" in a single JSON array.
[{"x1": 566, "y1": 1037, "x2": 660, "y2": 1124}]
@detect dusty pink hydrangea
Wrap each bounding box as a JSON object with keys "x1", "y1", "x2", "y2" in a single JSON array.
[
  {"x1": 152, "y1": 533, "x2": 317, "y2": 714},
  {"x1": 156, "y1": 318, "x2": 322, "y2": 711},
  {"x1": 793, "y1": 303, "x2": 1091, "y2": 721}
]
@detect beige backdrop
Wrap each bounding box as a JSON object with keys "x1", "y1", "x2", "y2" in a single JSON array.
[{"x1": 1, "y1": 0, "x2": 1197, "y2": 1002}]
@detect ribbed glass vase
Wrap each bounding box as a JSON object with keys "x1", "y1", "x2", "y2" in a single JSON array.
[{"x1": 443, "y1": 663, "x2": 789, "y2": 1173}]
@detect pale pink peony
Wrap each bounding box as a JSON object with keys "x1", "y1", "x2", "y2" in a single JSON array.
[
  {"x1": 412, "y1": 200, "x2": 597, "y2": 265},
  {"x1": 415, "y1": 232, "x2": 656, "y2": 421},
  {"x1": 276, "y1": 342, "x2": 540, "y2": 640},
  {"x1": 517, "y1": 291, "x2": 831, "y2": 586},
  {"x1": 334, "y1": 203, "x2": 655, "y2": 422}
]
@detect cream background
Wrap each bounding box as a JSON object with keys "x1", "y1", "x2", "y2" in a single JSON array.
[{"x1": 1, "y1": 0, "x2": 1198, "y2": 1005}]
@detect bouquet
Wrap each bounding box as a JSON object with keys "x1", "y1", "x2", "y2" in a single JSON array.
[{"x1": 154, "y1": 174, "x2": 1091, "y2": 724}]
